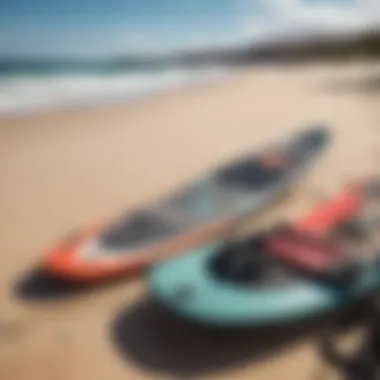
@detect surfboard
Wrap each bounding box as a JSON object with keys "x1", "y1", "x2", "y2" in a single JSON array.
[
  {"x1": 41, "y1": 125, "x2": 331, "y2": 282},
  {"x1": 148, "y1": 178, "x2": 380, "y2": 327}
]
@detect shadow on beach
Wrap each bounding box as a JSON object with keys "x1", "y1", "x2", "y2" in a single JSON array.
[
  {"x1": 12, "y1": 266, "x2": 135, "y2": 304},
  {"x1": 110, "y1": 295, "x2": 372, "y2": 379}
]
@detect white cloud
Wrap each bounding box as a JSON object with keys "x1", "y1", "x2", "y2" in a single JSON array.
[
  {"x1": 239, "y1": 0, "x2": 380, "y2": 42},
  {"x1": 120, "y1": 0, "x2": 380, "y2": 54}
]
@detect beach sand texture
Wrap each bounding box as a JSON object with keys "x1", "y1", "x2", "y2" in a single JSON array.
[{"x1": 0, "y1": 62, "x2": 379, "y2": 380}]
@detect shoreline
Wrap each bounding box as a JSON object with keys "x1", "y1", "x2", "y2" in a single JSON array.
[
  {"x1": 0, "y1": 65, "x2": 234, "y2": 120},
  {"x1": 0, "y1": 59, "x2": 377, "y2": 122}
]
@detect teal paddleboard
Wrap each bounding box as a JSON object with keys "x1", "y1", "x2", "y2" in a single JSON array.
[
  {"x1": 148, "y1": 181, "x2": 380, "y2": 327},
  {"x1": 148, "y1": 244, "x2": 380, "y2": 327}
]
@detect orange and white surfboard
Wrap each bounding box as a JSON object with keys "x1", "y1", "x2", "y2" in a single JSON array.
[{"x1": 41, "y1": 125, "x2": 331, "y2": 282}]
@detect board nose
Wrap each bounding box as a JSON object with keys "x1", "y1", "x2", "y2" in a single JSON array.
[{"x1": 299, "y1": 124, "x2": 331, "y2": 148}]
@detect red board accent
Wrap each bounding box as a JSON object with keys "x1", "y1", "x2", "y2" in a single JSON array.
[
  {"x1": 295, "y1": 184, "x2": 363, "y2": 235},
  {"x1": 267, "y1": 182, "x2": 365, "y2": 274}
]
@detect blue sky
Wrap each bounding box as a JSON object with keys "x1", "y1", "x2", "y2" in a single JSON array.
[{"x1": 0, "y1": 0, "x2": 379, "y2": 59}]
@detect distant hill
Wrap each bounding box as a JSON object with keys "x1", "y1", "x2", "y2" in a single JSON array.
[
  {"x1": 248, "y1": 30, "x2": 380, "y2": 63},
  {"x1": 171, "y1": 29, "x2": 380, "y2": 66}
]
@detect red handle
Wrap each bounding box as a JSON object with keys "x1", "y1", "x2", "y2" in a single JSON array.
[{"x1": 295, "y1": 184, "x2": 363, "y2": 235}]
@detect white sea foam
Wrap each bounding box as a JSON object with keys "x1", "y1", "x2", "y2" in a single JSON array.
[{"x1": 0, "y1": 66, "x2": 231, "y2": 117}]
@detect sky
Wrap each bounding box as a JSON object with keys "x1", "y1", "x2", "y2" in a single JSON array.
[{"x1": 0, "y1": 0, "x2": 379, "y2": 59}]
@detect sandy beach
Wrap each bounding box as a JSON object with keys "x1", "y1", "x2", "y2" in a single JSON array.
[{"x1": 0, "y1": 61, "x2": 379, "y2": 380}]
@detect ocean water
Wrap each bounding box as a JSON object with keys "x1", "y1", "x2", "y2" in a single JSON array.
[{"x1": 0, "y1": 65, "x2": 231, "y2": 117}]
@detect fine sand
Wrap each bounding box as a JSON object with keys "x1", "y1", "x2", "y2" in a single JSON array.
[{"x1": 0, "y1": 62, "x2": 379, "y2": 380}]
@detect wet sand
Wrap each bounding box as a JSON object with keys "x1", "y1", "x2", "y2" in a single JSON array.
[{"x1": 0, "y1": 62, "x2": 379, "y2": 380}]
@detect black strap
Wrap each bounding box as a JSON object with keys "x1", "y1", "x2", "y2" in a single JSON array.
[{"x1": 318, "y1": 295, "x2": 380, "y2": 380}]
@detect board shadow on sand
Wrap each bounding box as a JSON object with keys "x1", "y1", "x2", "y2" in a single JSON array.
[
  {"x1": 13, "y1": 266, "x2": 135, "y2": 303},
  {"x1": 110, "y1": 296, "x2": 372, "y2": 379}
]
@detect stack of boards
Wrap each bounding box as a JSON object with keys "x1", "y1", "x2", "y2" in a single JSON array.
[{"x1": 149, "y1": 179, "x2": 380, "y2": 327}]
